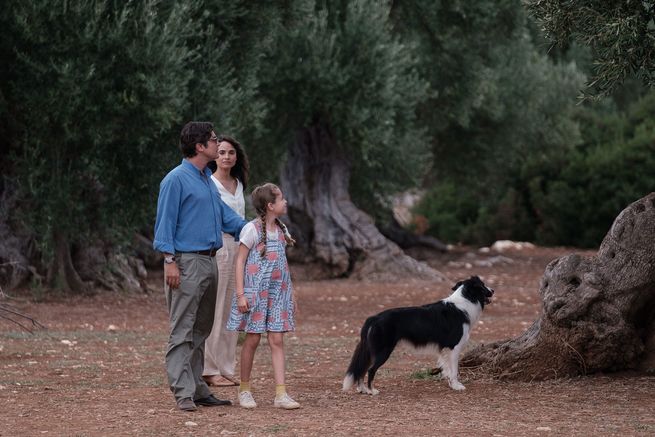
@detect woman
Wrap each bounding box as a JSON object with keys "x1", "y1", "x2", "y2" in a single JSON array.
[{"x1": 203, "y1": 135, "x2": 249, "y2": 387}]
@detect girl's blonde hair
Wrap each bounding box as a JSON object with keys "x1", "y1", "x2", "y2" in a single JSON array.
[{"x1": 251, "y1": 183, "x2": 296, "y2": 257}]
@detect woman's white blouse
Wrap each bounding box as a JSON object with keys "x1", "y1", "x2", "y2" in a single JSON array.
[{"x1": 212, "y1": 176, "x2": 245, "y2": 219}]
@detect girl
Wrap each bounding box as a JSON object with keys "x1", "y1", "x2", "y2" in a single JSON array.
[
  {"x1": 226, "y1": 183, "x2": 299, "y2": 409},
  {"x1": 203, "y1": 136, "x2": 249, "y2": 388}
]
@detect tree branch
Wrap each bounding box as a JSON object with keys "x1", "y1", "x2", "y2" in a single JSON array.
[{"x1": 0, "y1": 286, "x2": 46, "y2": 334}]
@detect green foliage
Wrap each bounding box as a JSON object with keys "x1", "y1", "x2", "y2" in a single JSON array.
[
  {"x1": 392, "y1": 0, "x2": 525, "y2": 133},
  {"x1": 394, "y1": 0, "x2": 584, "y2": 182},
  {"x1": 181, "y1": 0, "x2": 271, "y2": 178},
  {"x1": 409, "y1": 0, "x2": 585, "y2": 245},
  {"x1": 419, "y1": 90, "x2": 655, "y2": 247},
  {"x1": 410, "y1": 368, "x2": 442, "y2": 381},
  {"x1": 416, "y1": 183, "x2": 536, "y2": 245},
  {"x1": 258, "y1": 0, "x2": 431, "y2": 211},
  {"x1": 528, "y1": 92, "x2": 655, "y2": 247},
  {"x1": 3, "y1": 1, "x2": 195, "y2": 258},
  {"x1": 527, "y1": 0, "x2": 655, "y2": 97},
  {"x1": 414, "y1": 182, "x2": 478, "y2": 243},
  {"x1": 2, "y1": 0, "x2": 651, "y2": 277}
]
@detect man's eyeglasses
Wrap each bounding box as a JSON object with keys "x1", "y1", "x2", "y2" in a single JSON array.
[{"x1": 209, "y1": 135, "x2": 218, "y2": 143}]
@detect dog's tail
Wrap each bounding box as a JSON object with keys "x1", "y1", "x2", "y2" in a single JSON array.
[{"x1": 343, "y1": 317, "x2": 375, "y2": 391}]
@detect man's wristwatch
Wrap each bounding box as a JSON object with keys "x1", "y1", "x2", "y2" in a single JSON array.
[{"x1": 164, "y1": 255, "x2": 176, "y2": 264}]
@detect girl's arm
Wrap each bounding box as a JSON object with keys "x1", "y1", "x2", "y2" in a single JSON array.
[{"x1": 235, "y1": 243, "x2": 250, "y2": 313}]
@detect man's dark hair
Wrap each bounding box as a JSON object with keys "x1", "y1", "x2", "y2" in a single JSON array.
[{"x1": 179, "y1": 121, "x2": 214, "y2": 157}]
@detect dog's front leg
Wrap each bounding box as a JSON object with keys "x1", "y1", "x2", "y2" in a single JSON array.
[{"x1": 446, "y1": 350, "x2": 465, "y2": 391}]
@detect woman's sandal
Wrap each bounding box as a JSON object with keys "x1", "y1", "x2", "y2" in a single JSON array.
[
  {"x1": 204, "y1": 375, "x2": 239, "y2": 387},
  {"x1": 222, "y1": 375, "x2": 240, "y2": 386}
]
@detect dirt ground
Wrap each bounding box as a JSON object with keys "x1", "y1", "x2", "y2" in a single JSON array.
[{"x1": 1, "y1": 245, "x2": 654, "y2": 436}]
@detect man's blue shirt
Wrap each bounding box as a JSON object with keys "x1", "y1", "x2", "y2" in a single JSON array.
[{"x1": 153, "y1": 159, "x2": 246, "y2": 254}]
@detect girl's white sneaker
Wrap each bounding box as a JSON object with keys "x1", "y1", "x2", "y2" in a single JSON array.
[
  {"x1": 273, "y1": 393, "x2": 300, "y2": 410},
  {"x1": 238, "y1": 391, "x2": 257, "y2": 409}
]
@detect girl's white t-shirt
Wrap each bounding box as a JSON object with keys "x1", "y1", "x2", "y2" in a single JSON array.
[
  {"x1": 211, "y1": 176, "x2": 245, "y2": 219},
  {"x1": 239, "y1": 222, "x2": 278, "y2": 249}
]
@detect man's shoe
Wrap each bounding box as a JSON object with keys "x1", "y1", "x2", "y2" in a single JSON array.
[
  {"x1": 177, "y1": 397, "x2": 198, "y2": 412},
  {"x1": 194, "y1": 394, "x2": 232, "y2": 407}
]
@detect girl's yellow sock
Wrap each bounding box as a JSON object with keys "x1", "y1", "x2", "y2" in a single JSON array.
[
  {"x1": 239, "y1": 381, "x2": 251, "y2": 393},
  {"x1": 275, "y1": 384, "x2": 286, "y2": 397}
]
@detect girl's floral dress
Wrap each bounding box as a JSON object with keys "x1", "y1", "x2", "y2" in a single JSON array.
[{"x1": 226, "y1": 220, "x2": 295, "y2": 333}]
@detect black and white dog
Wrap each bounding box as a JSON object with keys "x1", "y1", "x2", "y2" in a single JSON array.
[{"x1": 342, "y1": 276, "x2": 494, "y2": 394}]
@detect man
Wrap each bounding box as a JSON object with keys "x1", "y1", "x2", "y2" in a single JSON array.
[{"x1": 154, "y1": 121, "x2": 246, "y2": 412}]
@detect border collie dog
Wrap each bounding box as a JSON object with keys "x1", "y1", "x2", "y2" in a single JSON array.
[{"x1": 343, "y1": 276, "x2": 494, "y2": 394}]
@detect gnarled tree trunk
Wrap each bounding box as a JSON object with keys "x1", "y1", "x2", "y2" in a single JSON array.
[
  {"x1": 462, "y1": 192, "x2": 655, "y2": 379},
  {"x1": 280, "y1": 120, "x2": 445, "y2": 281},
  {"x1": 379, "y1": 216, "x2": 448, "y2": 252},
  {"x1": 1, "y1": 179, "x2": 149, "y2": 295},
  {"x1": 0, "y1": 178, "x2": 32, "y2": 290},
  {"x1": 47, "y1": 231, "x2": 91, "y2": 294}
]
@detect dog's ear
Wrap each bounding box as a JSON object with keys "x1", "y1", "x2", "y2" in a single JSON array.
[{"x1": 452, "y1": 281, "x2": 463, "y2": 291}]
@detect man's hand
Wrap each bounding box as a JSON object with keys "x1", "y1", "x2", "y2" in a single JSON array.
[{"x1": 164, "y1": 262, "x2": 180, "y2": 289}]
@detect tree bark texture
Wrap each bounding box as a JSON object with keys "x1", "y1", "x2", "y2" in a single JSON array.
[
  {"x1": 0, "y1": 178, "x2": 32, "y2": 290},
  {"x1": 462, "y1": 192, "x2": 655, "y2": 379},
  {"x1": 73, "y1": 242, "x2": 148, "y2": 294},
  {"x1": 280, "y1": 121, "x2": 446, "y2": 281},
  {"x1": 47, "y1": 231, "x2": 91, "y2": 294},
  {"x1": 379, "y1": 216, "x2": 448, "y2": 252}
]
